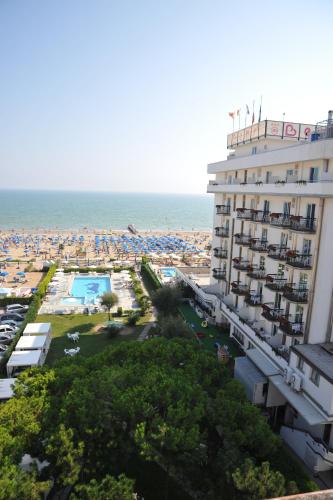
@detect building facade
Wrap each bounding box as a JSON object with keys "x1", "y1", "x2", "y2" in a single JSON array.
[{"x1": 206, "y1": 115, "x2": 333, "y2": 473}]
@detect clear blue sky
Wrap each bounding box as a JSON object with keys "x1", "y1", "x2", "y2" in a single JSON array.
[{"x1": 1, "y1": 0, "x2": 332, "y2": 193}]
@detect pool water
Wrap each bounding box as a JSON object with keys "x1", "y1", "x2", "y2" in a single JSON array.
[
  {"x1": 160, "y1": 267, "x2": 177, "y2": 278},
  {"x1": 62, "y1": 276, "x2": 112, "y2": 305}
]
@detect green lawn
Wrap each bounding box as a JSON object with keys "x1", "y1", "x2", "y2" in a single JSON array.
[
  {"x1": 37, "y1": 313, "x2": 144, "y2": 366},
  {"x1": 179, "y1": 303, "x2": 242, "y2": 358}
]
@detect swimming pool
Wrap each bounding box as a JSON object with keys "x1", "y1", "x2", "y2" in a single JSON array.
[
  {"x1": 160, "y1": 267, "x2": 177, "y2": 278},
  {"x1": 61, "y1": 276, "x2": 111, "y2": 306}
]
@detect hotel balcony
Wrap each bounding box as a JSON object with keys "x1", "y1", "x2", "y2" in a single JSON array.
[
  {"x1": 290, "y1": 216, "x2": 316, "y2": 233},
  {"x1": 245, "y1": 291, "x2": 263, "y2": 307},
  {"x1": 249, "y1": 238, "x2": 269, "y2": 253},
  {"x1": 265, "y1": 274, "x2": 288, "y2": 291},
  {"x1": 267, "y1": 244, "x2": 289, "y2": 261},
  {"x1": 213, "y1": 247, "x2": 228, "y2": 259},
  {"x1": 215, "y1": 227, "x2": 229, "y2": 238},
  {"x1": 252, "y1": 210, "x2": 270, "y2": 224},
  {"x1": 231, "y1": 281, "x2": 250, "y2": 295},
  {"x1": 283, "y1": 284, "x2": 309, "y2": 303},
  {"x1": 270, "y1": 213, "x2": 291, "y2": 229},
  {"x1": 234, "y1": 233, "x2": 251, "y2": 246},
  {"x1": 216, "y1": 204, "x2": 231, "y2": 215},
  {"x1": 212, "y1": 268, "x2": 227, "y2": 280},
  {"x1": 279, "y1": 314, "x2": 304, "y2": 336},
  {"x1": 247, "y1": 265, "x2": 266, "y2": 280},
  {"x1": 236, "y1": 208, "x2": 254, "y2": 220},
  {"x1": 232, "y1": 258, "x2": 253, "y2": 272},
  {"x1": 261, "y1": 303, "x2": 284, "y2": 322},
  {"x1": 286, "y1": 252, "x2": 312, "y2": 269}
]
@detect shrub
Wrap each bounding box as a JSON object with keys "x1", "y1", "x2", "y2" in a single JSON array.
[
  {"x1": 116, "y1": 306, "x2": 123, "y2": 317},
  {"x1": 127, "y1": 311, "x2": 140, "y2": 326},
  {"x1": 140, "y1": 262, "x2": 161, "y2": 290}
]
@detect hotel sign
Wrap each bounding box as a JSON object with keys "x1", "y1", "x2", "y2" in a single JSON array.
[{"x1": 227, "y1": 120, "x2": 315, "y2": 148}]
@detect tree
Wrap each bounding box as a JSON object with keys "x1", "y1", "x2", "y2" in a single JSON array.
[
  {"x1": 101, "y1": 292, "x2": 119, "y2": 320},
  {"x1": 71, "y1": 474, "x2": 135, "y2": 500},
  {"x1": 232, "y1": 459, "x2": 286, "y2": 500},
  {"x1": 158, "y1": 316, "x2": 192, "y2": 339},
  {"x1": 0, "y1": 462, "x2": 50, "y2": 500},
  {"x1": 45, "y1": 424, "x2": 84, "y2": 488},
  {"x1": 152, "y1": 285, "x2": 182, "y2": 316},
  {"x1": 126, "y1": 310, "x2": 140, "y2": 326}
]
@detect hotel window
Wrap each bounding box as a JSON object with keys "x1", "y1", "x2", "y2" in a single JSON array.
[
  {"x1": 251, "y1": 146, "x2": 257, "y2": 155},
  {"x1": 310, "y1": 368, "x2": 320, "y2": 387},
  {"x1": 297, "y1": 357, "x2": 304, "y2": 373}
]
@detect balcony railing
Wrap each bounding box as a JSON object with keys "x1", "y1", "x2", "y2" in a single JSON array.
[
  {"x1": 252, "y1": 210, "x2": 270, "y2": 224},
  {"x1": 247, "y1": 265, "x2": 266, "y2": 280},
  {"x1": 279, "y1": 314, "x2": 304, "y2": 336},
  {"x1": 290, "y1": 216, "x2": 316, "y2": 233},
  {"x1": 215, "y1": 227, "x2": 229, "y2": 238},
  {"x1": 213, "y1": 247, "x2": 228, "y2": 259},
  {"x1": 267, "y1": 244, "x2": 289, "y2": 261},
  {"x1": 283, "y1": 284, "x2": 308, "y2": 303},
  {"x1": 216, "y1": 204, "x2": 231, "y2": 215},
  {"x1": 236, "y1": 208, "x2": 254, "y2": 220},
  {"x1": 286, "y1": 252, "x2": 312, "y2": 269},
  {"x1": 270, "y1": 213, "x2": 292, "y2": 228},
  {"x1": 261, "y1": 303, "x2": 284, "y2": 322},
  {"x1": 245, "y1": 291, "x2": 263, "y2": 306},
  {"x1": 250, "y1": 238, "x2": 269, "y2": 252},
  {"x1": 231, "y1": 281, "x2": 250, "y2": 295},
  {"x1": 212, "y1": 268, "x2": 227, "y2": 280},
  {"x1": 234, "y1": 233, "x2": 251, "y2": 246},
  {"x1": 265, "y1": 274, "x2": 287, "y2": 291},
  {"x1": 232, "y1": 258, "x2": 253, "y2": 272}
]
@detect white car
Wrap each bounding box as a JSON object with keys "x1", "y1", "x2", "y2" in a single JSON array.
[
  {"x1": 0, "y1": 344, "x2": 8, "y2": 352},
  {"x1": 1, "y1": 320, "x2": 19, "y2": 332},
  {"x1": 6, "y1": 304, "x2": 29, "y2": 313},
  {"x1": 0, "y1": 324, "x2": 18, "y2": 335}
]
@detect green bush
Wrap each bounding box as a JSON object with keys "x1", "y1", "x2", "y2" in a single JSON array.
[
  {"x1": 141, "y1": 262, "x2": 161, "y2": 290},
  {"x1": 127, "y1": 311, "x2": 140, "y2": 326},
  {"x1": 0, "y1": 297, "x2": 32, "y2": 307},
  {"x1": 116, "y1": 306, "x2": 123, "y2": 317}
]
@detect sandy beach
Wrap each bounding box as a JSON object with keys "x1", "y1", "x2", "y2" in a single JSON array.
[{"x1": 0, "y1": 229, "x2": 212, "y2": 295}]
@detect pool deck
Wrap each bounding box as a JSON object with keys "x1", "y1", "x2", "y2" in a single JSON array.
[
  {"x1": 39, "y1": 270, "x2": 139, "y2": 314},
  {"x1": 179, "y1": 303, "x2": 242, "y2": 358}
]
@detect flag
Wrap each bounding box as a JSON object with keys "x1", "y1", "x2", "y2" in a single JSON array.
[
  {"x1": 228, "y1": 111, "x2": 235, "y2": 119},
  {"x1": 246, "y1": 104, "x2": 250, "y2": 115},
  {"x1": 252, "y1": 111, "x2": 255, "y2": 124},
  {"x1": 258, "y1": 104, "x2": 262, "y2": 122}
]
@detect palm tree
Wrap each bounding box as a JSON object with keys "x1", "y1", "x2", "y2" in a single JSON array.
[{"x1": 101, "y1": 292, "x2": 119, "y2": 320}]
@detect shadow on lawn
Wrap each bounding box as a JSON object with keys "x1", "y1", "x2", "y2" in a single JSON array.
[{"x1": 66, "y1": 322, "x2": 98, "y2": 334}]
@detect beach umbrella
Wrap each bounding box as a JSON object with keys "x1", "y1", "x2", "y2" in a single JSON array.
[
  {"x1": 0, "y1": 271, "x2": 9, "y2": 276},
  {"x1": 17, "y1": 271, "x2": 25, "y2": 276},
  {"x1": 6, "y1": 258, "x2": 12, "y2": 262}
]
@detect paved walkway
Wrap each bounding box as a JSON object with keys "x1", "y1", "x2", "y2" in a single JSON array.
[{"x1": 138, "y1": 320, "x2": 155, "y2": 341}]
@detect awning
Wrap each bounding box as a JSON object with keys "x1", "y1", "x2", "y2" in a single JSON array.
[
  {"x1": 269, "y1": 374, "x2": 328, "y2": 426},
  {"x1": 247, "y1": 349, "x2": 280, "y2": 377}
]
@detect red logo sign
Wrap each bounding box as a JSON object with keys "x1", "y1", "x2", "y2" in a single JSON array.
[{"x1": 285, "y1": 124, "x2": 297, "y2": 137}]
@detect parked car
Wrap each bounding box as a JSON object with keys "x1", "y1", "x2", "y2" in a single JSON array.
[
  {"x1": 0, "y1": 333, "x2": 15, "y2": 344},
  {"x1": 0, "y1": 320, "x2": 20, "y2": 331},
  {"x1": 6, "y1": 304, "x2": 29, "y2": 313},
  {"x1": 0, "y1": 324, "x2": 18, "y2": 335},
  {"x1": 0, "y1": 344, "x2": 8, "y2": 352},
  {"x1": 0, "y1": 313, "x2": 24, "y2": 324}
]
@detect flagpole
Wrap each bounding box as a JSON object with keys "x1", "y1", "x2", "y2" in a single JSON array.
[
  {"x1": 252, "y1": 100, "x2": 255, "y2": 124},
  {"x1": 259, "y1": 95, "x2": 262, "y2": 122}
]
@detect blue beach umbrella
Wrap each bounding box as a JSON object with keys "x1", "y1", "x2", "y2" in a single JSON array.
[
  {"x1": 0, "y1": 271, "x2": 9, "y2": 277},
  {"x1": 17, "y1": 271, "x2": 25, "y2": 276}
]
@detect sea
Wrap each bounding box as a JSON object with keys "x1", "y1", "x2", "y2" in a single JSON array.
[{"x1": 0, "y1": 190, "x2": 214, "y2": 231}]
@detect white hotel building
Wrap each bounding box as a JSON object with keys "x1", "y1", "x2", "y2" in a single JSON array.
[{"x1": 204, "y1": 115, "x2": 333, "y2": 474}]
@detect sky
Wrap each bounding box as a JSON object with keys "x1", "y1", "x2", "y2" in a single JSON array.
[{"x1": 0, "y1": 0, "x2": 332, "y2": 194}]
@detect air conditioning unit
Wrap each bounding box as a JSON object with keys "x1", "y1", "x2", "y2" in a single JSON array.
[
  {"x1": 291, "y1": 373, "x2": 303, "y2": 392},
  {"x1": 284, "y1": 367, "x2": 294, "y2": 384}
]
